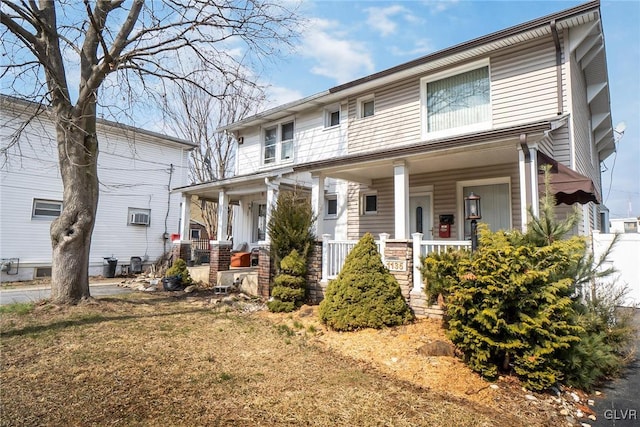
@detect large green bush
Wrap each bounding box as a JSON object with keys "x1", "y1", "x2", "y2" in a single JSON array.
[
  {"x1": 422, "y1": 170, "x2": 635, "y2": 391},
  {"x1": 267, "y1": 249, "x2": 307, "y2": 313},
  {"x1": 165, "y1": 258, "x2": 193, "y2": 286},
  {"x1": 319, "y1": 233, "x2": 414, "y2": 331}
]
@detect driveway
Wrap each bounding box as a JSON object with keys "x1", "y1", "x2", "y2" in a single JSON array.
[
  {"x1": 592, "y1": 307, "x2": 640, "y2": 426},
  {"x1": 0, "y1": 282, "x2": 132, "y2": 305}
]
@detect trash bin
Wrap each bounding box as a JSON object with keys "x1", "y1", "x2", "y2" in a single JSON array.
[
  {"x1": 130, "y1": 256, "x2": 142, "y2": 274},
  {"x1": 103, "y1": 257, "x2": 118, "y2": 278}
]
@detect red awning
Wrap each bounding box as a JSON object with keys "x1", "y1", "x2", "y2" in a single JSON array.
[{"x1": 537, "y1": 152, "x2": 600, "y2": 205}]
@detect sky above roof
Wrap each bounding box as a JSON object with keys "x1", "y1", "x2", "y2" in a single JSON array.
[{"x1": 260, "y1": 0, "x2": 639, "y2": 220}]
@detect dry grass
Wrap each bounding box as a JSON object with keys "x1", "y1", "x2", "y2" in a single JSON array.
[{"x1": 1, "y1": 291, "x2": 563, "y2": 426}]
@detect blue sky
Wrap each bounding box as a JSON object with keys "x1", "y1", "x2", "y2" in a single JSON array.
[{"x1": 260, "y1": 0, "x2": 640, "y2": 220}]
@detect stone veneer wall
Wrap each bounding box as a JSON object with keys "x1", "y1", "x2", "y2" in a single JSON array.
[
  {"x1": 257, "y1": 243, "x2": 274, "y2": 298},
  {"x1": 307, "y1": 240, "x2": 324, "y2": 304},
  {"x1": 208, "y1": 241, "x2": 231, "y2": 285}
]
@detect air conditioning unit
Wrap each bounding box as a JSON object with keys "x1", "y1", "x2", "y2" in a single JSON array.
[{"x1": 130, "y1": 212, "x2": 150, "y2": 225}]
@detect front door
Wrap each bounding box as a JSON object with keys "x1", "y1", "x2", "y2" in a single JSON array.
[
  {"x1": 252, "y1": 203, "x2": 267, "y2": 242},
  {"x1": 410, "y1": 195, "x2": 432, "y2": 239}
]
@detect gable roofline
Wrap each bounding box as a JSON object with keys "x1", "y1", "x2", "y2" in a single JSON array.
[
  {"x1": 220, "y1": 0, "x2": 602, "y2": 133},
  {"x1": 1, "y1": 94, "x2": 197, "y2": 149}
]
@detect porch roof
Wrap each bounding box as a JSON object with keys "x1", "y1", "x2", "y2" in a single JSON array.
[
  {"x1": 171, "y1": 167, "x2": 294, "y2": 200},
  {"x1": 294, "y1": 120, "x2": 554, "y2": 182}
]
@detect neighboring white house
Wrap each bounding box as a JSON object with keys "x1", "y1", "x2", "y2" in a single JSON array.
[
  {"x1": 0, "y1": 95, "x2": 195, "y2": 282},
  {"x1": 172, "y1": 1, "x2": 617, "y2": 307}
]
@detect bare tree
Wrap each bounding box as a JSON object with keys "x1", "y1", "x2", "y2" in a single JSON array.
[
  {"x1": 0, "y1": 0, "x2": 299, "y2": 303},
  {"x1": 161, "y1": 77, "x2": 265, "y2": 239}
]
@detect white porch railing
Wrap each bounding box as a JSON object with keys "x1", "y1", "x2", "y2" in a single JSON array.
[{"x1": 321, "y1": 233, "x2": 472, "y2": 287}]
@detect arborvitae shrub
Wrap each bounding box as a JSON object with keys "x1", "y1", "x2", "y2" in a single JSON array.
[
  {"x1": 267, "y1": 190, "x2": 316, "y2": 267},
  {"x1": 319, "y1": 233, "x2": 414, "y2": 331},
  {"x1": 268, "y1": 249, "x2": 307, "y2": 313}
]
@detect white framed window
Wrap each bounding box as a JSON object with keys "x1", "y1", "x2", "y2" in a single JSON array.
[
  {"x1": 456, "y1": 177, "x2": 511, "y2": 239},
  {"x1": 357, "y1": 95, "x2": 375, "y2": 119},
  {"x1": 360, "y1": 192, "x2": 378, "y2": 215},
  {"x1": 190, "y1": 229, "x2": 201, "y2": 239},
  {"x1": 325, "y1": 108, "x2": 340, "y2": 128},
  {"x1": 263, "y1": 120, "x2": 294, "y2": 165},
  {"x1": 32, "y1": 199, "x2": 62, "y2": 219},
  {"x1": 421, "y1": 59, "x2": 491, "y2": 139},
  {"x1": 128, "y1": 207, "x2": 151, "y2": 226},
  {"x1": 325, "y1": 195, "x2": 338, "y2": 217}
]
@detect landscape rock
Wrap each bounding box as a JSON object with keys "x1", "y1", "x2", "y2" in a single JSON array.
[
  {"x1": 183, "y1": 285, "x2": 196, "y2": 293},
  {"x1": 417, "y1": 340, "x2": 456, "y2": 357}
]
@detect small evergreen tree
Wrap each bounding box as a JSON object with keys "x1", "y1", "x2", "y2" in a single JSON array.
[
  {"x1": 267, "y1": 249, "x2": 307, "y2": 313},
  {"x1": 319, "y1": 233, "x2": 414, "y2": 331},
  {"x1": 267, "y1": 189, "x2": 316, "y2": 269}
]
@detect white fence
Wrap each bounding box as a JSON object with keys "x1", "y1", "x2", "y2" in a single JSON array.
[{"x1": 321, "y1": 233, "x2": 472, "y2": 293}]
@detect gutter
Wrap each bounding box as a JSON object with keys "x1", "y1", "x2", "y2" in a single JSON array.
[{"x1": 551, "y1": 20, "x2": 564, "y2": 116}]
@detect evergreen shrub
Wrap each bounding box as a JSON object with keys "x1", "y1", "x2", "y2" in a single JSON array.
[
  {"x1": 267, "y1": 249, "x2": 307, "y2": 313},
  {"x1": 319, "y1": 233, "x2": 414, "y2": 331},
  {"x1": 164, "y1": 258, "x2": 193, "y2": 286}
]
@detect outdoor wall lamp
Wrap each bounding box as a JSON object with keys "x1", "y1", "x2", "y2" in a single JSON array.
[{"x1": 465, "y1": 192, "x2": 482, "y2": 252}]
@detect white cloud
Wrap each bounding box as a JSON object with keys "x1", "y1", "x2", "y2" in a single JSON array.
[
  {"x1": 297, "y1": 18, "x2": 375, "y2": 84},
  {"x1": 265, "y1": 85, "x2": 305, "y2": 109},
  {"x1": 390, "y1": 39, "x2": 434, "y2": 57},
  {"x1": 364, "y1": 5, "x2": 409, "y2": 36},
  {"x1": 421, "y1": 0, "x2": 460, "y2": 14}
]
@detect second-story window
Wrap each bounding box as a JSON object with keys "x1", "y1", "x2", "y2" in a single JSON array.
[
  {"x1": 422, "y1": 60, "x2": 491, "y2": 138},
  {"x1": 263, "y1": 121, "x2": 294, "y2": 165}
]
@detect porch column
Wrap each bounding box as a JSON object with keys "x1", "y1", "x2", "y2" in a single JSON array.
[
  {"x1": 321, "y1": 233, "x2": 331, "y2": 283},
  {"x1": 264, "y1": 178, "x2": 279, "y2": 243},
  {"x1": 311, "y1": 173, "x2": 325, "y2": 236},
  {"x1": 217, "y1": 189, "x2": 228, "y2": 240},
  {"x1": 393, "y1": 160, "x2": 409, "y2": 239},
  {"x1": 411, "y1": 232, "x2": 423, "y2": 295},
  {"x1": 529, "y1": 146, "x2": 539, "y2": 218},
  {"x1": 179, "y1": 193, "x2": 192, "y2": 241},
  {"x1": 518, "y1": 147, "x2": 528, "y2": 232}
]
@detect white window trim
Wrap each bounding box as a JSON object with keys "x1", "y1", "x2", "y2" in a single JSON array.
[
  {"x1": 357, "y1": 95, "x2": 375, "y2": 119},
  {"x1": 325, "y1": 194, "x2": 338, "y2": 218},
  {"x1": 32, "y1": 198, "x2": 63, "y2": 220},
  {"x1": 262, "y1": 119, "x2": 295, "y2": 166},
  {"x1": 420, "y1": 58, "x2": 492, "y2": 141},
  {"x1": 190, "y1": 228, "x2": 201, "y2": 239},
  {"x1": 456, "y1": 177, "x2": 512, "y2": 237},
  {"x1": 360, "y1": 191, "x2": 378, "y2": 215},
  {"x1": 324, "y1": 104, "x2": 341, "y2": 128}
]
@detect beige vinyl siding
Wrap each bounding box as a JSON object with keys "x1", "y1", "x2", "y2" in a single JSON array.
[
  {"x1": 347, "y1": 79, "x2": 421, "y2": 154},
  {"x1": 346, "y1": 163, "x2": 521, "y2": 240},
  {"x1": 492, "y1": 35, "x2": 564, "y2": 127}
]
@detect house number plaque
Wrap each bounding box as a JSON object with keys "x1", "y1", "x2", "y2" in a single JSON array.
[{"x1": 385, "y1": 258, "x2": 406, "y2": 272}]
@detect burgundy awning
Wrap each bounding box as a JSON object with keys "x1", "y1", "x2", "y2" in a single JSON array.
[{"x1": 537, "y1": 152, "x2": 600, "y2": 205}]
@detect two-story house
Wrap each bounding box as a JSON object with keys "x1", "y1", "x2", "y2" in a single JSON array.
[
  {"x1": 1, "y1": 95, "x2": 195, "y2": 282},
  {"x1": 173, "y1": 1, "x2": 614, "y2": 309}
]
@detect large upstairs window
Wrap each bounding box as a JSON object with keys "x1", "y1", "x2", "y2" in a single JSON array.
[
  {"x1": 422, "y1": 60, "x2": 491, "y2": 139},
  {"x1": 263, "y1": 121, "x2": 294, "y2": 165}
]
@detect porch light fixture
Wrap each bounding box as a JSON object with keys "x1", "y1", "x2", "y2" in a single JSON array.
[{"x1": 464, "y1": 192, "x2": 481, "y2": 252}]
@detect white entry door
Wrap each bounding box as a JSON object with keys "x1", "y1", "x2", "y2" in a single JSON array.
[{"x1": 410, "y1": 195, "x2": 433, "y2": 239}]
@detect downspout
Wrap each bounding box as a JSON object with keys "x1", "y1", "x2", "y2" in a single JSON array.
[{"x1": 551, "y1": 20, "x2": 563, "y2": 116}]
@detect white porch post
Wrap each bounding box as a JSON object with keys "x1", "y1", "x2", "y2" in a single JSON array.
[
  {"x1": 180, "y1": 194, "x2": 192, "y2": 241},
  {"x1": 321, "y1": 233, "x2": 331, "y2": 283},
  {"x1": 518, "y1": 147, "x2": 528, "y2": 232},
  {"x1": 411, "y1": 232, "x2": 423, "y2": 295},
  {"x1": 264, "y1": 178, "x2": 279, "y2": 243},
  {"x1": 217, "y1": 189, "x2": 229, "y2": 241},
  {"x1": 529, "y1": 146, "x2": 539, "y2": 218},
  {"x1": 311, "y1": 173, "x2": 325, "y2": 237},
  {"x1": 393, "y1": 160, "x2": 409, "y2": 239},
  {"x1": 379, "y1": 233, "x2": 389, "y2": 265}
]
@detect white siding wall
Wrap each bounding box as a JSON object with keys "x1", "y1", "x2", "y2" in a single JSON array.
[{"x1": 0, "y1": 106, "x2": 190, "y2": 281}]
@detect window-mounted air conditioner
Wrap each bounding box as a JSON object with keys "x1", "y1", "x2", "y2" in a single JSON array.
[{"x1": 130, "y1": 212, "x2": 150, "y2": 225}]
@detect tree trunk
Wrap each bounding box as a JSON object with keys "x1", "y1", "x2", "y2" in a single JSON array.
[{"x1": 49, "y1": 112, "x2": 99, "y2": 304}]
